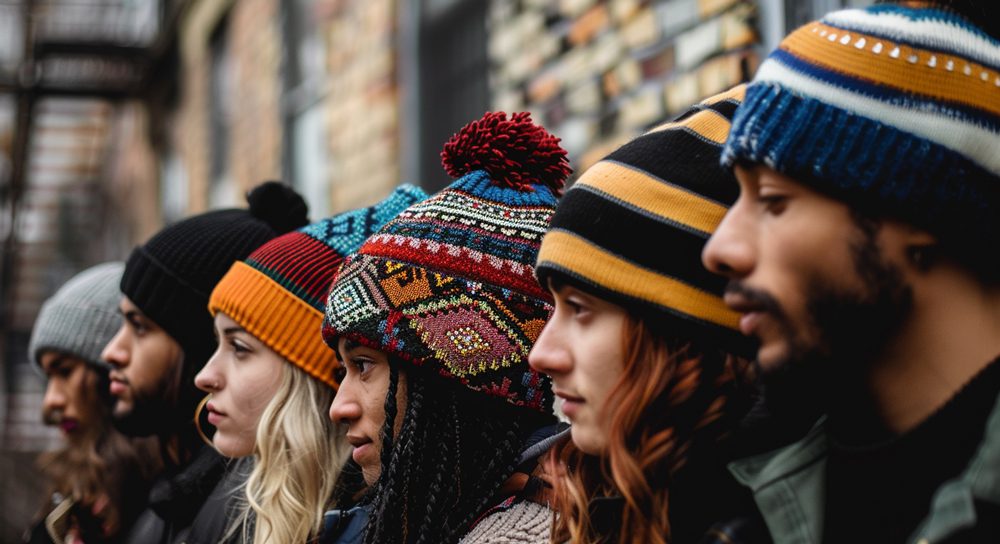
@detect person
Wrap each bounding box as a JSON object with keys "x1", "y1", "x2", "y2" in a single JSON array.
[
  {"x1": 701, "y1": 2, "x2": 1000, "y2": 542},
  {"x1": 100, "y1": 181, "x2": 309, "y2": 544},
  {"x1": 322, "y1": 111, "x2": 571, "y2": 544},
  {"x1": 528, "y1": 87, "x2": 759, "y2": 544},
  {"x1": 193, "y1": 184, "x2": 427, "y2": 544},
  {"x1": 25, "y1": 262, "x2": 160, "y2": 543}
]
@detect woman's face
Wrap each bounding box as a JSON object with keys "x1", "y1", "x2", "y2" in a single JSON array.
[
  {"x1": 194, "y1": 312, "x2": 285, "y2": 458},
  {"x1": 529, "y1": 282, "x2": 626, "y2": 455},
  {"x1": 329, "y1": 338, "x2": 407, "y2": 486}
]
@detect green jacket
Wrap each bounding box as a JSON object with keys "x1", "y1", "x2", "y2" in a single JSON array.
[{"x1": 728, "y1": 394, "x2": 1000, "y2": 544}]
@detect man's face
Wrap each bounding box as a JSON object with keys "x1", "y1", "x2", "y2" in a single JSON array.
[
  {"x1": 100, "y1": 296, "x2": 184, "y2": 436},
  {"x1": 329, "y1": 338, "x2": 407, "y2": 487},
  {"x1": 702, "y1": 165, "x2": 912, "y2": 400},
  {"x1": 40, "y1": 352, "x2": 100, "y2": 441}
]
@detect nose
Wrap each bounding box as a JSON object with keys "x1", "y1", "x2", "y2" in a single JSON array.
[
  {"x1": 702, "y1": 199, "x2": 756, "y2": 279},
  {"x1": 194, "y1": 350, "x2": 224, "y2": 393},
  {"x1": 42, "y1": 381, "x2": 66, "y2": 415},
  {"x1": 529, "y1": 318, "x2": 572, "y2": 377},
  {"x1": 101, "y1": 324, "x2": 130, "y2": 369},
  {"x1": 329, "y1": 381, "x2": 361, "y2": 424}
]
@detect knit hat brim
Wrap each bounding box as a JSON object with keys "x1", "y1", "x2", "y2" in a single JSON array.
[
  {"x1": 324, "y1": 253, "x2": 552, "y2": 411},
  {"x1": 210, "y1": 261, "x2": 339, "y2": 389}
]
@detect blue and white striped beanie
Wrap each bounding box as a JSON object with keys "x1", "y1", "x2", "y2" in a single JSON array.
[{"x1": 724, "y1": 3, "x2": 1000, "y2": 275}]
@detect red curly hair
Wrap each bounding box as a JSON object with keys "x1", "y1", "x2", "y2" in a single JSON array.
[{"x1": 546, "y1": 312, "x2": 754, "y2": 544}]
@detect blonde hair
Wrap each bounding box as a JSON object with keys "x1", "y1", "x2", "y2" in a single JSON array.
[{"x1": 225, "y1": 363, "x2": 347, "y2": 544}]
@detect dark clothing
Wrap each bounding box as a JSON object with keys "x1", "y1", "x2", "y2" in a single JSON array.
[
  {"x1": 729, "y1": 355, "x2": 1000, "y2": 544},
  {"x1": 823, "y1": 357, "x2": 1000, "y2": 543},
  {"x1": 121, "y1": 446, "x2": 227, "y2": 544},
  {"x1": 318, "y1": 506, "x2": 369, "y2": 544}
]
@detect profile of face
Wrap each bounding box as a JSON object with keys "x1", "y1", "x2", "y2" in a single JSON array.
[
  {"x1": 329, "y1": 338, "x2": 407, "y2": 486},
  {"x1": 40, "y1": 352, "x2": 101, "y2": 441},
  {"x1": 194, "y1": 313, "x2": 285, "y2": 458},
  {"x1": 702, "y1": 164, "x2": 913, "y2": 384},
  {"x1": 529, "y1": 281, "x2": 626, "y2": 455},
  {"x1": 100, "y1": 297, "x2": 185, "y2": 435}
]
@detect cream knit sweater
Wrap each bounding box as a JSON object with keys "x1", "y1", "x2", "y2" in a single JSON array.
[{"x1": 458, "y1": 500, "x2": 553, "y2": 544}]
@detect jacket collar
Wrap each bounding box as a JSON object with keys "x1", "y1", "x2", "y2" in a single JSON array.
[{"x1": 729, "y1": 390, "x2": 1000, "y2": 543}]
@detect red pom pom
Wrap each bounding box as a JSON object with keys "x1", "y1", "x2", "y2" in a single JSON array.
[{"x1": 440, "y1": 111, "x2": 572, "y2": 194}]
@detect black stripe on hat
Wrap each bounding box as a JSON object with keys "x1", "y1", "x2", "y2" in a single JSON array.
[
  {"x1": 605, "y1": 131, "x2": 738, "y2": 206},
  {"x1": 550, "y1": 186, "x2": 728, "y2": 296}
]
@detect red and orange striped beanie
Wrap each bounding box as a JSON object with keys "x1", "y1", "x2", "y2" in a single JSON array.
[{"x1": 209, "y1": 184, "x2": 427, "y2": 388}]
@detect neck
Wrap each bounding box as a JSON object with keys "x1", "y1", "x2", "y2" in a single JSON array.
[{"x1": 867, "y1": 265, "x2": 1000, "y2": 434}]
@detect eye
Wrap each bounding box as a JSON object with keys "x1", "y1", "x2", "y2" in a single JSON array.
[
  {"x1": 229, "y1": 338, "x2": 252, "y2": 359},
  {"x1": 350, "y1": 357, "x2": 375, "y2": 376},
  {"x1": 127, "y1": 316, "x2": 148, "y2": 336},
  {"x1": 565, "y1": 295, "x2": 591, "y2": 318},
  {"x1": 757, "y1": 191, "x2": 788, "y2": 215}
]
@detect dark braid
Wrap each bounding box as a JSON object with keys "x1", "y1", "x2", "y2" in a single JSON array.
[{"x1": 363, "y1": 364, "x2": 554, "y2": 544}]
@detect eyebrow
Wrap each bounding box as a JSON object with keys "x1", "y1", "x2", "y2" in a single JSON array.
[
  {"x1": 42, "y1": 355, "x2": 72, "y2": 373},
  {"x1": 221, "y1": 326, "x2": 246, "y2": 336}
]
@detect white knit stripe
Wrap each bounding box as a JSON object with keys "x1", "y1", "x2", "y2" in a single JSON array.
[
  {"x1": 823, "y1": 9, "x2": 1000, "y2": 70},
  {"x1": 754, "y1": 58, "x2": 1000, "y2": 176}
]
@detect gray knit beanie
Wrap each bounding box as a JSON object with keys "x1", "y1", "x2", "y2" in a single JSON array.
[{"x1": 29, "y1": 261, "x2": 124, "y2": 370}]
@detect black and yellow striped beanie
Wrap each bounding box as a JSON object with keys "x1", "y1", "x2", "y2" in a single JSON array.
[{"x1": 536, "y1": 85, "x2": 752, "y2": 355}]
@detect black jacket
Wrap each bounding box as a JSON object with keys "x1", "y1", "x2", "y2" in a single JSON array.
[{"x1": 120, "y1": 446, "x2": 227, "y2": 544}]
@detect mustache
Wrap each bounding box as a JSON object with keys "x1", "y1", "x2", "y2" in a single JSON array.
[
  {"x1": 725, "y1": 280, "x2": 785, "y2": 317},
  {"x1": 43, "y1": 408, "x2": 63, "y2": 425}
]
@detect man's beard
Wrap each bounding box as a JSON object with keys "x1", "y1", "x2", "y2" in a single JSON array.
[
  {"x1": 111, "y1": 359, "x2": 185, "y2": 438},
  {"x1": 112, "y1": 388, "x2": 178, "y2": 437},
  {"x1": 731, "y1": 216, "x2": 914, "y2": 427}
]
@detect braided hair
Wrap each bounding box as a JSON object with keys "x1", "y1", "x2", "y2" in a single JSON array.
[{"x1": 363, "y1": 362, "x2": 555, "y2": 544}]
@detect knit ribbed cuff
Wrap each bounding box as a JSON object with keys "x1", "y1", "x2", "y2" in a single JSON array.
[
  {"x1": 723, "y1": 83, "x2": 999, "y2": 242},
  {"x1": 210, "y1": 262, "x2": 339, "y2": 389},
  {"x1": 30, "y1": 304, "x2": 122, "y2": 369}
]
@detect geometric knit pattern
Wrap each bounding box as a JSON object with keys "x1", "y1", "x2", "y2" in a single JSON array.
[
  {"x1": 723, "y1": 4, "x2": 1000, "y2": 261},
  {"x1": 324, "y1": 117, "x2": 569, "y2": 413},
  {"x1": 210, "y1": 185, "x2": 427, "y2": 389},
  {"x1": 537, "y1": 85, "x2": 753, "y2": 356}
]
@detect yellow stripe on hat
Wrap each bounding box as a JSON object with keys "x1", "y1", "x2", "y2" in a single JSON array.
[
  {"x1": 784, "y1": 23, "x2": 1000, "y2": 118},
  {"x1": 537, "y1": 230, "x2": 741, "y2": 330},
  {"x1": 574, "y1": 160, "x2": 729, "y2": 235},
  {"x1": 645, "y1": 108, "x2": 732, "y2": 143}
]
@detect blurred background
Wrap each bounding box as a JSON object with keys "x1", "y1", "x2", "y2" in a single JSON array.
[{"x1": 0, "y1": 0, "x2": 870, "y2": 540}]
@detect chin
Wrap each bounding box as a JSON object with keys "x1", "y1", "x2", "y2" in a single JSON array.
[
  {"x1": 214, "y1": 436, "x2": 253, "y2": 458},
  {"x1": 570, "y1": 426, "x2": 607, "y2": 456}
]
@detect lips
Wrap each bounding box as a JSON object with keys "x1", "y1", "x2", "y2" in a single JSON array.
[
  {"x1": 553, "y1": 389, "x2": 585, "y2": 420},
  {"x1": 59, "y1": 419, "x2": 79, "y2": 434},
  {"x1": 206, "y1": 402, "x2": 226, "y2": 425},
  {"x1": 346, "y1": 434, "x2": 373, "y2": 463},
  {"x1": 108, "y1": 373, "x2": 128, "y2": 396},
  {"x1": 723, "y1": 293, "x2": 767, "y2": 336}
]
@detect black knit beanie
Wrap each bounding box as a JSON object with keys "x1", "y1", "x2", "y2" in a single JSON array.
[{"x1": 121, "y1": 181, "x2": 309, "y2": 383}]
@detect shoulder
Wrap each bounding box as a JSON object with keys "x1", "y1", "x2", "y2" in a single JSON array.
[{"x1": 459, "y1": 499, "x2": 553, "y2": 544}]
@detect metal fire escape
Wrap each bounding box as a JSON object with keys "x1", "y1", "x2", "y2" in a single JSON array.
[{"x1": 0, "y1": 0, "x2": 179, "y2": 452}]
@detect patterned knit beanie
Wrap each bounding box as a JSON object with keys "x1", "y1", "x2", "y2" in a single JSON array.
[
  {"x1": 209, "y1": 184, "x2": 428, "y2": 389},
  {"x1": 323, "y1": 112, "x2": 571, "y2": 412},
  {"x1": 723, "y1": 3, "x2": 1000, "y2": 277},
  {"x1": 537, "y1": 86, "x2": 754, "y2": 356},
  {"x1": 30, "y1": 262, "x2": 124, "y2": 370},
  {"x1": 121, "y1": 182, "x2": 309, "y2": 372}
]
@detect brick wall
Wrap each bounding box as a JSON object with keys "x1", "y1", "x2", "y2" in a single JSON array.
[
  {"x1": 488, "y1": 0, "x2": 758, "y2": 173},
  {"x1": 175, "y1": 0, "x2": 283, "y2": 212},
  {"x1": 324, "y1": 0, "x2": 401, "y2": 210}
]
